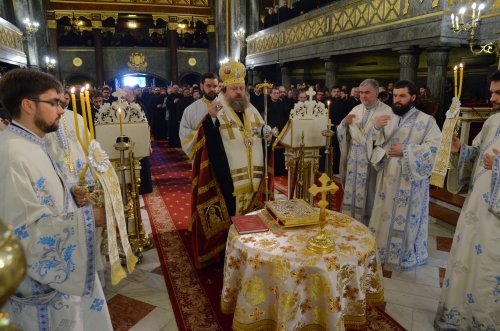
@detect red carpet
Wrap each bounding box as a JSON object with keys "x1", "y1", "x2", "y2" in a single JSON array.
[{"x1": 144, "y1": 141, "x2": 405, "y2": 331}]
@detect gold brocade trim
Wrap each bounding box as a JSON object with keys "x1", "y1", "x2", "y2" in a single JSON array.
[
  {"x1": 192, "y1": 176, "x2": 198, "y2": 188},
  {"x1": 343, "y1": 313, "x2": 368, "y2": 330},
  {"x1": 233, "y1": 183, "x2": 254, "y2": 196},
  {"x1": 198, "y1": 180, "x2": 217, "y2": 195},
  {"x1": 232, "y1": 319, "x2": 327, "y2": 331},
  {"x1": 220, "y1": 300, "x2": 236, "y2": 314},
  {"x1": 274, "y1": 120, "x2": 290, "y2": 149},
  {"x1": 200, "y1": 159, "x2": 209, "y2": 170},
  {"x1": 366, "y1": 289, "x2": 385, "y2": 305},
  {"x1": 197, "y1": 242, "x2": 227, "y2": 263},
  {"x1": 429, "y1": 173, "x2": 446, "y2": 188},
  {"x1": 232, "y1": 319, "x2": 278, "y2": 331},
  {"x1": 231, "y1": 167, "x2": 250, "y2": 175},
  {"x1": 233, "y1": 173, "x2": 250, "y2": 181}
]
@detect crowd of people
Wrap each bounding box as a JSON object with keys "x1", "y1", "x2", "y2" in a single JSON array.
[
  {"x1": 262, "y1": 0, "x2": 342, "y2": 29},
  {"x1": 58, "y1": 26, "x2": 209, "y2": 48},
  {"x1": 1, "y1": 63, "x2": 499, "y2": 330}
]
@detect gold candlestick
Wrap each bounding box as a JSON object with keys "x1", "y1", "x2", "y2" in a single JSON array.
[{"x1": 307, "y1": 173, "x2": 339, "y2": 254}]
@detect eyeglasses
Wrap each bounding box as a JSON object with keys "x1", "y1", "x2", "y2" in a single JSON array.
[{"x1": 27, "y1": 98, "x2": 64, "y2": 108}]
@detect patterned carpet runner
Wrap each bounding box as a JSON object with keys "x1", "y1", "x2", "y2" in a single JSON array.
[{"x1": 144, "y1": 141, "x2": 405, "y2": 331}]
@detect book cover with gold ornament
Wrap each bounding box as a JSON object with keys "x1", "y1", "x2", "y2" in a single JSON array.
[{"x1": 265, "y1": 199, "x2": 319, "y2": 228}]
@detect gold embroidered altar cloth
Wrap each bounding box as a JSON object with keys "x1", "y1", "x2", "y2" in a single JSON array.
[{"x1": 221, "y1": 210, "x2": 384, "y2": 330}]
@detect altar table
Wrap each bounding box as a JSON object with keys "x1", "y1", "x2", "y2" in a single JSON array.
[{"x1": 221, "y1": 210, "x2": 384, "y2": 330}]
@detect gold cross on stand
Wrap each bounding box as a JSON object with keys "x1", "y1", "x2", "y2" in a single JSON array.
[{"x1": 307, "y1": 173, "x2": 339, "y2": 254}]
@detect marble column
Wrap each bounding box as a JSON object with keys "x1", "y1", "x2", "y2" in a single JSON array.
[
  {"x1": 207, "y1": 19, "x2": 216, "y2": 73},
  {"x1": 246, "y1": 0, "x2": 260, "y2": 36},
  {"x1": 323, "y1": 57, "x2": 338, "y2": 90},
  {"x1": 281, "y1": 64, "x2": 291, "y2": 89},
  {"x1": 397, "y1": 47, "x2": 419, "y2": 84},
  {"x1": 167, "y1": 17, "x2": 179, "y2": 83},
  {"x1": 46, "y1": 12, "x2": 60, "y2": 78},
  {"x1": 231, "y1": 0, "x2": 246, "y2": 62},
  {"x1": 92, "y1": 15, "x2": 104, "y2": 86},
  {"x1": 426, "y1": 47, "x2": 450, "y2": 125},
  {"x1": 215, "y1": 0, "x2": 228, "y2": 65}
]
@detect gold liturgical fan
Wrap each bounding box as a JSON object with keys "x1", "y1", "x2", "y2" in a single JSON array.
[{"x1": 307, "y1": 173, "x2": 339, "y2": 254}]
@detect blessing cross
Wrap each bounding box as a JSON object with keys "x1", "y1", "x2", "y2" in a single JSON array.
[
  {"x1": 306, "y1": 86, "x2": 316, "y2": 102},
  {"x1": 309, "y1": 173, "x2": 339, "y2": 221}
]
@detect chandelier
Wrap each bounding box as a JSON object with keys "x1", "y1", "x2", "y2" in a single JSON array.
[
  {"x1": 450, "y1": 3, "x2": 499, "y2": 67},
  {"x1": 23, "y1": 18, "x2": 39, "y2": 38}
]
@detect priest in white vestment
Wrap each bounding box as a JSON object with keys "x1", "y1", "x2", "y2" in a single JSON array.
[
  {"x1": 435, "y1": 71, "x2": 500, "y2": 330},
  {"x1": 369, "y1": 80, "x2": 441, "y2": 271},
  {"x1": 337, "y1": 79, "x2": 392, "y2": 225},
  {"x1": 0, "y1": 69, "x2": 113, "y2": 331},
  {"x1": 179, "y1": 72, "x2": 219, "y2": 159}
]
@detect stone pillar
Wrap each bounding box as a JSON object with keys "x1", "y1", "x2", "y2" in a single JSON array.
[
  {"x1": 231, "y1": 0, "x2": 246, "y2": 62},
  {"x1": 215, "y1": 0, "x2": 228, "y2": 65},
  {"x1": 92, "y1": 14, "x2": 104, "y2": 86},
  {"x1": 207, "y1": 18, "x2": 216, "y2": 73},
  {"x1": 246, "y1": 0, "x2": 260, "y2": 36},
  {"x1": 167, "y1": 16, "x2": 179, "y2": 83},
  {"x1": 253, "y1": 69, "x2": 262, "y2": 85},
  {"x1": 397, "y1": 47, "x2": 419, "y2": 84},
  {"x1": 323, "y1": 57, "x2": 339, "y2": 90},
  {"x1": 426, "y1": 47, "x2": 450, "y2": 125},
  {"x1": 46, "y1": 12, "x2": 60, "y2": 78},
  {"x1": 281, "y1": 64, "x2": 291, "y2": 89}
]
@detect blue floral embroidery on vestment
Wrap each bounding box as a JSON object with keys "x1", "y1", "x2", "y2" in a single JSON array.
[
  {"x1": 482, "y1": 192, "x2": 490, "y2": 204},
  {"x1": 379, "y1": 192, "x2": 386, "y2": 200},
  {"x1": 475, "y1": 244, "x2": 482, "y2": 255},
  {"x1": 430, "y1": 146, "x2": 437, "y2": 154},
  {"x1": 14, "y1": 224, "x2": 29, "y2": 239},
  {"x1": 34, "y1": 177, "x2": 55, "y2": 207},
  {"x1": 31, "y1": 228, "x2": 76, "y2": 283},
  {"x1": 395, "y1": 189, "x2": 409, "y2": 206},
  {"x1": 439, "y1": 307, "x2": 465, "y2": 327},
  {"x1": 471, "y1": 316, "x2": 496, "y2": 331},
  {"x1": 394, "y1": 215, "x2": 405, "y2": 226},
  {"x1": 466, "y1": 293, "x2": 475, "y2": 304},
  {"x1": 90, "y1": 298, "x2": 105, "y2": 312},
  {"x1": 494, "y1": 276, "x2": 500, "y2": 302},
  {"x1": 50, "y1": 292, "x2": 70, "y2": 310}
]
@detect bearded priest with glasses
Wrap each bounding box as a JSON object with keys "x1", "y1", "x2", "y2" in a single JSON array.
[{"x1": 0, "y1": 69, "x2": 113, "y2": 331}]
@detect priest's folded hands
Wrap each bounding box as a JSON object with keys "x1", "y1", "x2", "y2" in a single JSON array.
[{"x1": 71, "y1": 185, "x2": 88, "y2": 207}]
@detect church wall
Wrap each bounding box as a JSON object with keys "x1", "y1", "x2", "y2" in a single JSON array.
[
  {"x1": 58, "y1": 46, "x2": 208, "y2": 85},
  {"x1": 177, "y1": 49, "x2": 209, "y2": 77}
]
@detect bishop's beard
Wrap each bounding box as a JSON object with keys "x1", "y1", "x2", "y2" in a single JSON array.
[
  {"x1": 227, "y1": 97, "x2": 249, "y2": 113},
  {"x1": 392, "y1": 102, "x2": 413, "y2": 116}
]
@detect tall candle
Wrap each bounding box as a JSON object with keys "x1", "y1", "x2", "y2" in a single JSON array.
[
  {"x1": 327, "y1": 100, "x2": 331, "y2": 124},
  {"x1": 118, "y1": 107, "x2": 123, "y2": 136},
  {"x1": 79, "y1": 87, "x2": 90, "y2": 147},
  {"x1": 70, "y1": 87, "x2": 87, "y2": 155},
  {"x1": 453, "y1": 65, "x2": 458, "y2": 97},
  {"x1": 84, "y1": 84, "x2": 95, "y2": 140},
  {"x1": 458, "y1": 63, "x2": 464, "y2": 99}
]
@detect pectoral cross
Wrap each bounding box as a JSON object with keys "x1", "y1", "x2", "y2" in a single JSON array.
[{"x1": 64, "y1": 151, "x2": 75, "y2": 173}]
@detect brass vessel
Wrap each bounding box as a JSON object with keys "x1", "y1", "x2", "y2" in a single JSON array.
[{"x1": 0, "y1": 218, "x2": 27, "y2": 329}]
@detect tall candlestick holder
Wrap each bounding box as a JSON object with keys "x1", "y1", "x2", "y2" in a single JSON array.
[
  {"x1": 127, "y1": 147, "x2": 152, "y2": 252},
  {"x1": 114, "y1": 135, "x2": 130, "y2": 207},
  {"x1": 322, "y1": 121, "x2": 335, "y2": 209}
]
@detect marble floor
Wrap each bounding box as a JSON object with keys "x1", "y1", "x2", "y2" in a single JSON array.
[{"x1": 103, "y1": 195, "x2": 455, "y2": 331}]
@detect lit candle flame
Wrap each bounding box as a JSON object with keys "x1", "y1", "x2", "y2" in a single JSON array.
[{"x1": 70, "y1": 86, "x2": 75, "y2": 94}]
